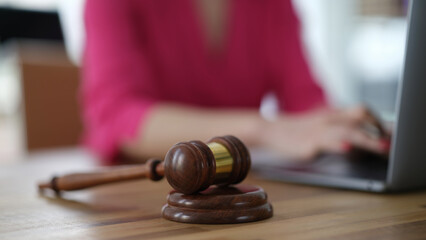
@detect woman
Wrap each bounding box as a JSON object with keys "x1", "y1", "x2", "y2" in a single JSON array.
[{"x1": 83, "y1": 0, "x2": 389, "y2": 163}]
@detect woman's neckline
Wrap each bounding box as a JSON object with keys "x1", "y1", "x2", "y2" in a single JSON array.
[{"x1": 188, "y1": 0, "x2": 235, "y2": 62}]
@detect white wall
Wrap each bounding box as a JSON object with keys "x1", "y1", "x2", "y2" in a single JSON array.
[{"x1": 293, "y1": 0, "x2": 359, "y2": 107}]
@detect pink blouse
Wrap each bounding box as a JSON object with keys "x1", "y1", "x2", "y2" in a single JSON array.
[{"x1": 83, "y1": 0, "x2": 327, "y2": 162}]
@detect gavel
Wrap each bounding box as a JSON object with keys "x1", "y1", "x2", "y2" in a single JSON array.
[
  {"x1": 38, "y1": 135, "x2": 251, "y2": 195},
  {"x1": 38, "y1": 135, "x2": 273, "y2": 224}
]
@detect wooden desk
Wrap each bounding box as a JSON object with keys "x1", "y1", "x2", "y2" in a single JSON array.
[{"x1": 1, "y1": 148, "x2": 426, "y2": 240}]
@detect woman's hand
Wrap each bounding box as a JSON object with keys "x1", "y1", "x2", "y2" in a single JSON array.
[
  {"x1": 259, "y1": 106, "x2": 391, "y2": 160},
  {"x1": 122, "y1": 104, "x2": 390, "y2": 162}
]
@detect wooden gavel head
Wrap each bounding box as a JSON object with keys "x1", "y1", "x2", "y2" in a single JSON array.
[{"x1": 164, "y1": 135, "x2": 251, "y2": 194}]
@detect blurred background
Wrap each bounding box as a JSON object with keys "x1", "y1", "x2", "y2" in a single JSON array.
[{"x1": 0, "y1": 0, "x2": 408, "y2": 163}]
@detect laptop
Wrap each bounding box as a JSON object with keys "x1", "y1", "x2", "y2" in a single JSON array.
[{"x1": 253, "y1": 0, "x2": 426, "y2": 192}]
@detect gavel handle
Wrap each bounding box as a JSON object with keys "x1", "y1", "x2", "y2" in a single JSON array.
[{"x1": 38, "y1": 159, "x2": 164, "y2": 193}]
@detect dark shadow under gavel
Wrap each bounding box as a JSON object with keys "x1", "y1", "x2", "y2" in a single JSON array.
[{"x1": 38, "y1": 135, "x2": 273, "y2": 224}]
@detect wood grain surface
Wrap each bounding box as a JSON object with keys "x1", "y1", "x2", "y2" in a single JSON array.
[{"x1": 1, "y1": 148, "x2": 426, "y2": 240}]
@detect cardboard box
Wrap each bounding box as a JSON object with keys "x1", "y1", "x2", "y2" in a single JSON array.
[{"x1": 17, "y1": 40, "x2": 82, "y2": 151}]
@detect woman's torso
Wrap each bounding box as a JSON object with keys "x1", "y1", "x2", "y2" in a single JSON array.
[{"x1": 131, "y1": 0, "x2": 271, "y2": 108}]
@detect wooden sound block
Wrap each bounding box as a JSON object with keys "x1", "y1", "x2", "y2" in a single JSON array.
[{"x1": 162, "y1": 185, "x2": 273, "y2": 224}]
